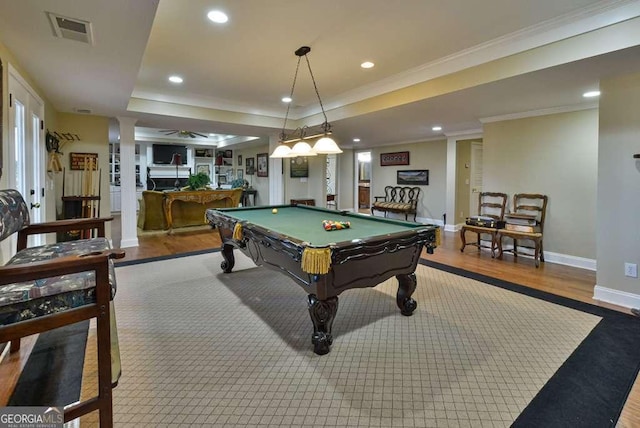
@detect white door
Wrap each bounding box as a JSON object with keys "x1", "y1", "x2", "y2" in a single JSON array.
[
  {"x1": 469, "y1": 142, "x2": 483, "y2": 216},
  {"x1": 9, "y1": 65, "x2": 45, "y2": 247}
]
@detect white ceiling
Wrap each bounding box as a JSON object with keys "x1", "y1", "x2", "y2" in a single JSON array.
[{"x1": 1, "y1": 0, "x2": 640, "y2": 149}]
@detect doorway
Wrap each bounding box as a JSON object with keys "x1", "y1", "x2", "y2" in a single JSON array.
[
  {"x1": 356, "y1": 151, "x2": 371, "y2": 213},
  {"x1": 8, "y1": 64, "x2": 45, "y2": 247}
]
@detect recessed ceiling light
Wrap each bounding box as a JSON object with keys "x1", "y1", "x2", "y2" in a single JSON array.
[
  {"x1": 282, "y1": 97, "x2": 292, "y2": 103},
  {"x1": 583, "y1": 90, "x2": 600, "y2": 98},
  {"x1": 168, "y1": 75, "x2": 183, "y2": 84},
  {"x1": 432, "y1": 126, "x2": 442, "y2": 131},
  {"x1": 353, "y1": 138, "x2": 361, "y2": 142},
  {"x1": 207, "y1": 10, "x2": 228, "y2": 23},
  {"x1": 361, "y1": 61, "x2": 375, "y2": 69}
]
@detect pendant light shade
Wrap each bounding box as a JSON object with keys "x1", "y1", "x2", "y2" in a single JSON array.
[
  {"x1": 291, "y1": 141, "x2": 317, "y2": 156},
  {"x1": 313, "y1": 136, "x2": 342, "y2": 154},
  {"x1": 270, "y1": 46, "x2": 341, "y2": 158}
]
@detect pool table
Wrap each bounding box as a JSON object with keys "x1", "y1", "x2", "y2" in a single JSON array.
[{"x1": 206, "y1": 205, "x2": 439, "y2": 355}]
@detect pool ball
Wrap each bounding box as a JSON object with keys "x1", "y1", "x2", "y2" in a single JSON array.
[{"x1": 272, "y1": 208, "x2": 278, "y2": 214}]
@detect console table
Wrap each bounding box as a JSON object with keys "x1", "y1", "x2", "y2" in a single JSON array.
[{"x1": 164, "y1": 189, "x2": 242, "y2": 233}]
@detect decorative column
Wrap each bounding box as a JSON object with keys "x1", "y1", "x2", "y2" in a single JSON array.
[
  {"x1": 445, "y1": 136, "x2": 457, "y2": 232},
  {"x1": 117, "y1": 116, "x2": 139, "y2": 248},
  {"x1": 268, "y1": 134, "x2": 284, "y2": 205}
]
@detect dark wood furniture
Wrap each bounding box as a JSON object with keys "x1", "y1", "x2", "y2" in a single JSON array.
[
  {"x1": 326, "y1": 194, "x2": 337, "y2": 209},
  {"x1": 207, "y1": 205, "x2": 439, "y2": 355},
  {"x1": 163, "y1": 189, "x2": 242, "y2": 233},
  {"x1": 0, "y1": 189, "x2": 123, "y2": 427},
  {"x1": 358, "y1": 185, "x2": 370, "y2": 208},
  {"x1": 242, "y1": 188, "x2": 257, "y2": 206},
  {"x1": 290, "y1": 198, "x2": 315, "y2": 206},
  {"x1": 497, "y1": 193, "x2": 548, "y2": 267},
  {"x1": 460, "y1": 192, "x2": 508, "y2": 257},
  {"x1": 371, "y1": 186, "x2": 420, "y2": 221}
]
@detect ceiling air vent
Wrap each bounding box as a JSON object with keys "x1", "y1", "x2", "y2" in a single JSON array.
[
  {"x1": 47, "y1": 12, "x2": 93, "y2": 45},
  {"x1": 74, "y1": 108, "x2": 92, "y2": 114}
]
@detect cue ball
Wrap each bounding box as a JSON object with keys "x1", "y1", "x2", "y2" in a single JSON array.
[{"x1": 272, "y1": 208, "x2": 278, "y2": 214}]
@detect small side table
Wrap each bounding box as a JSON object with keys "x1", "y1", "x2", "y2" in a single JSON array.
[{"x1": 242, "y1": 189, "x2": 257, "y2": 206}]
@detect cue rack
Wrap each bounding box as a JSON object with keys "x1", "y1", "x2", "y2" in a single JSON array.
[{"x1": 61, "y1": 156, "x2": 101, "y2": 239}]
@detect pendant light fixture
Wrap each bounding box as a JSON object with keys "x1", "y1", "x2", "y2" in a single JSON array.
[{"x1": 270, "y1": 46, "x2": 343, "y2": 158}]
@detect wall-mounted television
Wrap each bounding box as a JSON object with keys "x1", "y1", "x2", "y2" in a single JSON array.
[{"x1": 152, "y1": 144, "x2": 187, "y2": 165}]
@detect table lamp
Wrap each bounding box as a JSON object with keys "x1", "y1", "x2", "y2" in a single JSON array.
[{"x1": 170, "y1": 153, "x2": 182, "y2": 189}]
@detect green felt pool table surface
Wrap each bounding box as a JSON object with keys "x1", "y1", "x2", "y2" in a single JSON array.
[{"x1": 220, "y1": 205, "x2": 427, "y2": 247}]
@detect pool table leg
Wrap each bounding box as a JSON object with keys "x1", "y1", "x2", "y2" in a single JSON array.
[
  {"x1": 220, "y1": 243, "x2": 235, "y2": 273},
  {"x1": 396, "y1": 273, "x2": 417, "y2": 316},
  {"x1": 308, "y1": 294, "x2": 339, "y2": 355}
]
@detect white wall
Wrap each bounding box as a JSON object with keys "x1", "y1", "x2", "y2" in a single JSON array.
[
  {"x1": 483, "y1": 109, "x2": 599, "y2": 260},
  {"x1": 595, "y1": 72, "x2": 640, "y2": 306},
  {"x1": 370, "y1": 140, "x2": 447, "y2": 223}
]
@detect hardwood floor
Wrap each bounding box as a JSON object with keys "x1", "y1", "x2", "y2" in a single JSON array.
[{"x1": 2, "y1": 222, "x2": 639, "y2": 425}]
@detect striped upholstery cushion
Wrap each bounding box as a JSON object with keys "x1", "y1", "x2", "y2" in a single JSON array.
[{"x1": 373, "y1": 201, "x2": 413, "y2": 212}]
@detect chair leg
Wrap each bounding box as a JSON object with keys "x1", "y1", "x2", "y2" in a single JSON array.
[
  {"x1": 490, "y1": 233, "x2": 496, "y2": 258},
  {"x1": 534, "y1": 241, "x2": 540, "y2": 268},
  {"x1": 10, "y1": 339, "x2": 20, "y2": 352},
  {"x1": 513, "y1": 239, "x2": 518, "y2": 257},
  {"x1": 540, "y1": 240, "x2": 545, "y2": 262},
  {"x1": 496, "y1": 235, "x2": 504, "y2": 259}
]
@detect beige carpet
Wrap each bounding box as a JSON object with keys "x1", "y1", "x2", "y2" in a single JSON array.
[{"x1": 81, "y1": 252, "x2": 600, "y2": 427}]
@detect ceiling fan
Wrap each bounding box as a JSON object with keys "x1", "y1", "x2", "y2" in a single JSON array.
[{"x1": 159, "y1": 130, "x2": 208, "y2": 138}]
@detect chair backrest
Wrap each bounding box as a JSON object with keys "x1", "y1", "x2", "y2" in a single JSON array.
[
  {"x1": 478, "y1": 192, "x2": 508, "y2": 220},
  {"x1": 512, "y1": 193, "x2": 548, "y2": 231},
  {"x1": 385, "y1": 186, "x2": 420, "y2": 207},
  {"x1": 0, "y1": 189, "x2": 30, "y2": 241}
]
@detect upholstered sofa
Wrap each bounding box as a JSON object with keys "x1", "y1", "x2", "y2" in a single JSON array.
[{"x1": 138, "y1": 188, "x2": 243, "y2": 230}]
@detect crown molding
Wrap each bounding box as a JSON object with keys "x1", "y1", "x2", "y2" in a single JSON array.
[
  {"x1": 444, "y1": 129, "x2": 484, "y2": 138},
  {"x1": 302, "y1": 0, "x2": 640, "y2": 118},
  {"x1": 479, "y1": 102, "x2": 598, "y2": 123}
]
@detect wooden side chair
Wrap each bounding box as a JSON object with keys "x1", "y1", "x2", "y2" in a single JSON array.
[
  {"x1": 460, "y1": 192, "x2": 508, "y2": 257},
  {"x1": 496, "y1": 193, "x2": 548, "y2": 267}
]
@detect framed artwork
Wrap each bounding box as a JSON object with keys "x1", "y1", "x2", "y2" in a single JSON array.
[
  {"x1": 70, "y1": 152, "x2": 99, "y2": 170},
  {"x1": 195, "y1": 148, "x2": 213, "y2": 157},
  {"x1": 238, "y1": 154, "x2": 242, "y2": 166},
  {"x1": 218, "y1": 174, "x2": 227, "y2": 184},
  {"x1": 237, "y1": 169, "x2": 243, "y2": 180},
  {"x1": 224, "y1": 149, "x2": 233, "y2": 159},
  {"x1": 290, "y1": 156, "x2": 309, "y2": 178},
  {"x1": 397, "y1": 169, "x2": 429, "y2": 185},
  {"x1": 257, "y1": 153, "x2": 269, "y2": 177},
  {"x1": 380, "y1": 151, "x2": 410, "y2": 166},
  {"x1": 196, "y1": 164, "x2": 211, "y2": 176},
  {"x1": 246, "y1": 157, "x2": 255, "y2": 175}
]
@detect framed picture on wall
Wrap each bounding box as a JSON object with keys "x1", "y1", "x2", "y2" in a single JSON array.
[
  {"x1": 397, "y1": 170, "x2": 428, "y2": 185},
  {"x1": 238, "y1": 154, "x2": 242, "y2": 166},
  {"x1": 380, "y1": 151, "x2": 410, "y2": 166},
  {"x1": 257, "y1": 153, "x2": 269, "y2": 177},
  {"x1": 290, "y1": 156, "x2": 309, "y2": 178},
  {"x1": 246, "y1": 157, "x2": 255, "y2": 175},
  {"x1": 196, "y1": 164, "x2": 211, "y2": 177},
  {"x1": 237, "y1": 169, "x2": 243, "y2": 180}
]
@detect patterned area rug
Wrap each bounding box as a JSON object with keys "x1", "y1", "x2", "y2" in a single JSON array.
[{"x1": 75, "y1": 251, "x2": 634, "y2": 427}]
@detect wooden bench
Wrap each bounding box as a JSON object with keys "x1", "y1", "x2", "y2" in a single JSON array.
[
  {"x1": 371, "y1": 186, "x2": 421, "y2": 221},
  {"x1": 0, "y1": 189, "x2": 123, "y2": 426}
]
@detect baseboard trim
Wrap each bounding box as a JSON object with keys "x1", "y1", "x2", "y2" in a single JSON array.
[
  {"x1": 593, "y1": 285, "x2": 640, "y2": 310},
  {"x1": 120, "y1": 237, "x2": 139, "y2": 248},
  {"x1": 544, "y1": 251, "x2": 596, "y2": 271}
]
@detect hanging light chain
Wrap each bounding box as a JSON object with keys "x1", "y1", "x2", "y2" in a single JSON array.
[
  {"x1": 280, "y1": 55, "x2": 303, "y2": 142},
  {"x1": 303, "y1": 54, "x2": 330, "y2": 128}
]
